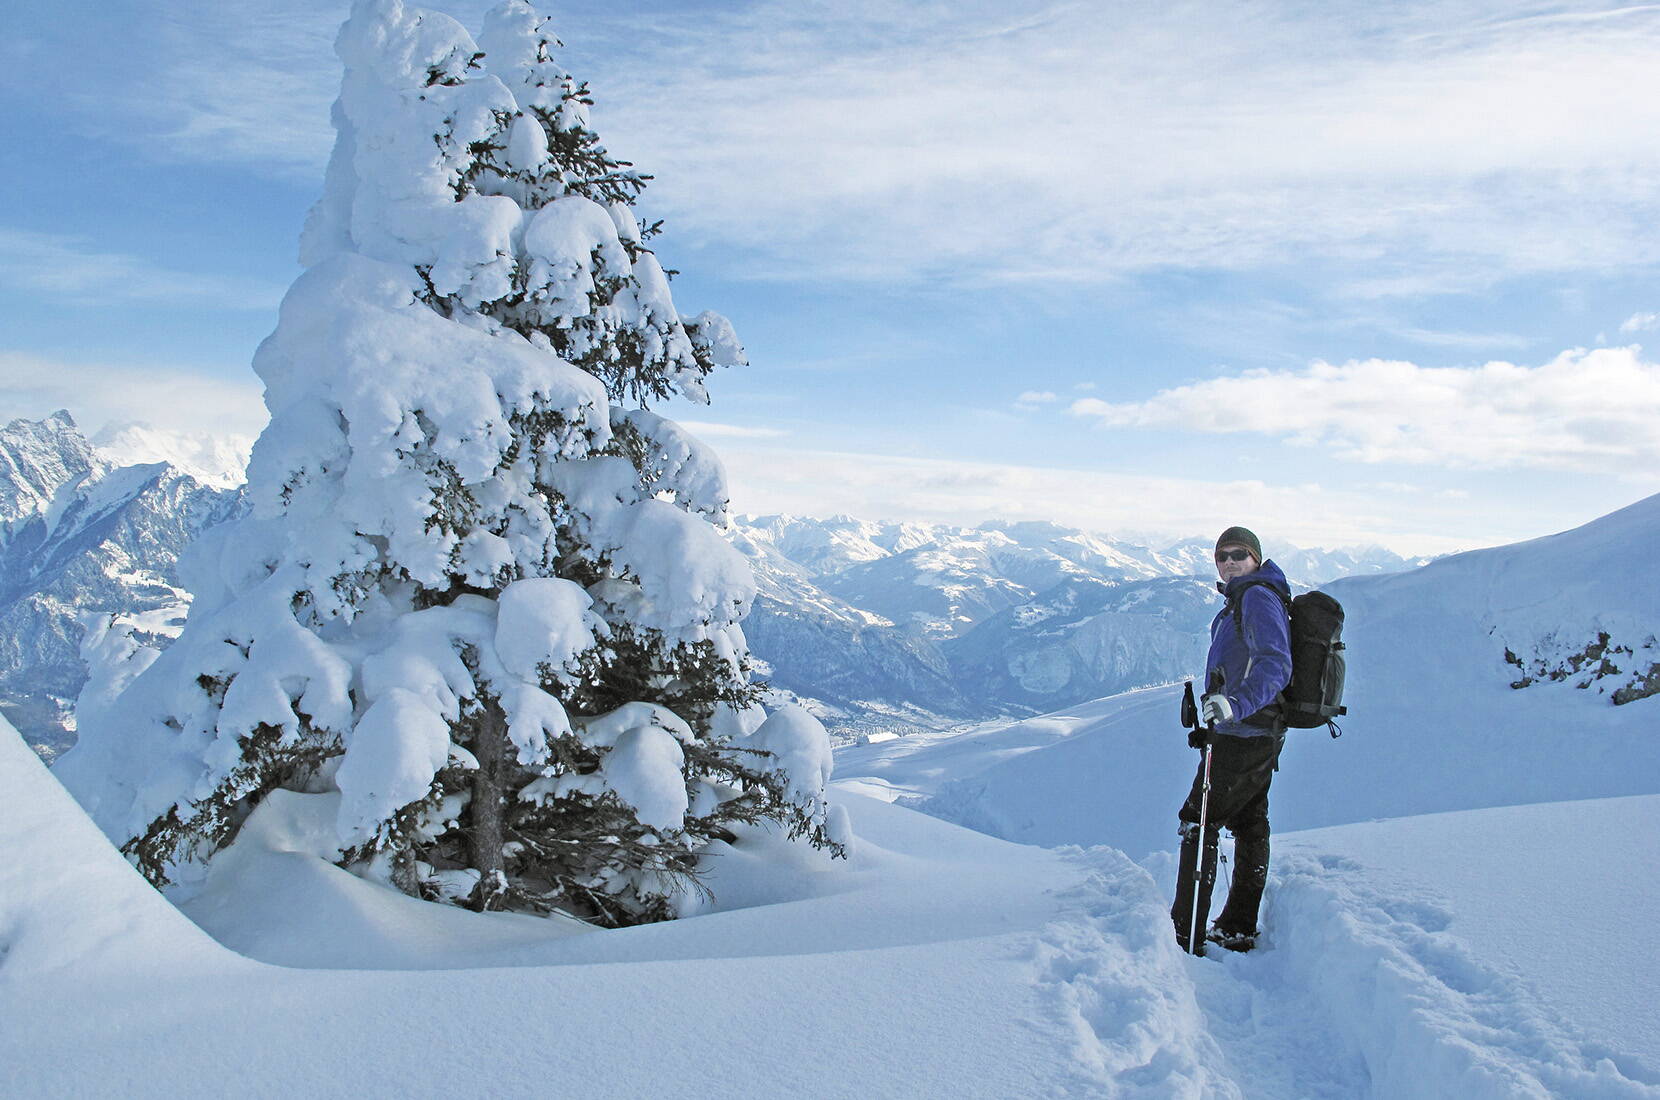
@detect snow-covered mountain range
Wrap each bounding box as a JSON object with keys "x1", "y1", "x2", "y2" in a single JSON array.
[
  {"x1": 0, "y1": 413, "x2": 1424, "y2": 758},
  {"x1": 730, "y1": 513, "x2": 1421, "y2": 736},
  {"x1": 0, "y1": 413, "x2": 243, "y2": 759}
]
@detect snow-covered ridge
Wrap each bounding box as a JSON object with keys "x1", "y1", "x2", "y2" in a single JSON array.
[
  {"x1": 0, "y1": 414, "x2": 243, "y2": 758},
  {"x1": 0, "y1": 410, "x2": 106, "y2": 532}
]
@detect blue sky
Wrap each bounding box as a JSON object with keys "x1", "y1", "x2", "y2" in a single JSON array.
[{"x1": 5, "y1": 0, "x2": 1660, "y2": 555}]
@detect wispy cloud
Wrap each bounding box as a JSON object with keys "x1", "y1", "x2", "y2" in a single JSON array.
[
  {"x1": 1620, "y1": 310, "x2": 1660, "y2": 334},
  {"x1": 0, "y1": 230, "x2": 285, "y2": 311},
  {"x1": 678, "y1": 420, "x2": 788, "y2": 439},
  {"x1": 95, "y1": 3, "x2": 338, "y2": 175},
  {"x1": 0, "y1": 352, "x2": 268, "y2": 441},
  {"x1": 589, "y1": 0, "x2": 1660, "y2": 289},
  {"x1": 1069, "y1": 346, "x2": 1660, "y2": 476},
  {"x1": 1392, "y1": 327, "x2": 1534, "y2": 352},
  {"x1": 710, "y1": 441, "x2": 1513, "y2": 556},
  {"x1": 36, "y1": 1, "x2": 1660, "y2": 295},
  {"x1": 1014, "y1": 390, "x2": 1057, "y2": 410}
]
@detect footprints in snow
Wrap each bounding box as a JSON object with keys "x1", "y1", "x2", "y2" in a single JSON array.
[{"x1": 1271, "y1": 849, "x2": 1660, "y2": 1096}]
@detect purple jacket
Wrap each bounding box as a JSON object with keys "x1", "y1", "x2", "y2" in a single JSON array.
[{"x1": 1204, "y1": 559, "x2": 1293, "y2": 737}]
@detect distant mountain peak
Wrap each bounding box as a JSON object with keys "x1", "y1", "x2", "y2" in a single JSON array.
[{"x1": 91, "y1": 422, "x2": 252, "y2": 490}]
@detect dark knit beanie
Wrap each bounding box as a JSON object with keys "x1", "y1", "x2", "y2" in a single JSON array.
[{"x1": 1215, "y1": 526, "x2": 1262, "y2": 562}]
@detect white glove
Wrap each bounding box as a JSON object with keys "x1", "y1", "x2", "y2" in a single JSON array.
[{"x1": 1201, "y1": 693, "x2": 1234, "y2": 726}]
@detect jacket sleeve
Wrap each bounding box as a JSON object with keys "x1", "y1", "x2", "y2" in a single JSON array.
[{"x1": 1227, "y1": 586, "x2": 1292, "y2": 722}]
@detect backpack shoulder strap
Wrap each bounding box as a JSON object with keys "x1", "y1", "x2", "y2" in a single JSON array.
[{"x1": 1227, "y1": 577, "x2": 1291, "y2": 643}]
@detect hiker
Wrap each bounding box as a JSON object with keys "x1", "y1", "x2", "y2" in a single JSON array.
[{"x1": 1172, "y1": 525, "x2": 1293, "y2": 955}]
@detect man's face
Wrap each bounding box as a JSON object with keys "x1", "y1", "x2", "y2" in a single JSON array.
[{"x1": 1215, "y1": 544, "x2": 1260, "y2": 584}]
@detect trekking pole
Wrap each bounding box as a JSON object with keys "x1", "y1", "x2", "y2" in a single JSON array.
[{"x1": 1182, "y1": 680, "x2": 1214, "y2": 956}]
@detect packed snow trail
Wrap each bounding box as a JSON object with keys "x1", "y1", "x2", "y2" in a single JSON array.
[
  {"x1": 1144, "y1": 826, "x2": 1660, "y2": 1100},
  {"x1": 1265, "y1": 849, "x2": 1659, "y2": 1098},
  {"x1": 1284, "y1": 797, "x2": 1660, "y2": 1071}
]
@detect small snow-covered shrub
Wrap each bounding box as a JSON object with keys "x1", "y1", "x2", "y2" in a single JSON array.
[{"x1": 58, "y1": 0, "x2": 845, "y2": 927}]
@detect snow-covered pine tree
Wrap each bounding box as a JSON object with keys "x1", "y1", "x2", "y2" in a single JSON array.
[{"x1": 57, "y1": 0, "x2": 849, "y2": 927}]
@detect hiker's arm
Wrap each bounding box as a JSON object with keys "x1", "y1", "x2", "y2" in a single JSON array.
[{"x1": 1232, "y1": 586, "x2": 1292, "y2": 721}]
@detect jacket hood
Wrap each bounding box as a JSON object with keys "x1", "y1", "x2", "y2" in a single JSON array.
[{"x1": 1216, "y1": 557, "x2": 1290, "y2": 599}]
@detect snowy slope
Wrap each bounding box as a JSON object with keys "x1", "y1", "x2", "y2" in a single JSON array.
[
  {"x1": 1167, "y1": 798, "x2": 1660, "y2": 1097},
  {"x1": 0, "y1": 715, "x2": 229, "y2": 980},
  {"x1": 1, "y1": 718, "x2": 1231, "y2": 1098},
  {"x1": 1276, "y1": 796, "x2": 1660, "y2": 1074},
  {"x1": 10, "y1": 712, "x2": 1656, "y2": 1097}
]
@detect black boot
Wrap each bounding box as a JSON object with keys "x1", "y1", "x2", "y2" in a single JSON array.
[
  {"x1": 1205, "y1": 924, "x2": 1257, "y2": 953},
  {"x1": 1170, "y1": 822, "x2": 1219, "y2": 955},
  {"x1": 1213, "y1": 829, "x2": 1269, "y2": 947}
]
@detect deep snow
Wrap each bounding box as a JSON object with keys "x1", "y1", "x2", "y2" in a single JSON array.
[
  {"x1": 2, "y1": 720, "x2": 1226, "y2": 1098},
  {"x1": 7, "y1": 707, "x2": 1658, "y2": 1098}
]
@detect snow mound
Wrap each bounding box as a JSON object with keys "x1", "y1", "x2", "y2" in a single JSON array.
[{"x1": 0, "y1": 719, "x2": 227, "y2": 976}]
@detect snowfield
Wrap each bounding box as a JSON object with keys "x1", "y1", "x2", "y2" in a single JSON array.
[
  {"x1": 7, "y1": 0, "x2": 1656, "y2": 1089},
  {"x1": 3, "y1": 722, "x2": 1211, "y2": 1098},
  {"x1": 5, "y1": 711, "x2": 1656, "y2": 1098}
]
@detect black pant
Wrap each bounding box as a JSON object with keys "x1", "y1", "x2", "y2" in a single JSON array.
[{"x1": 1170, "y1": 731, "x2": 1283, "y2": 952}]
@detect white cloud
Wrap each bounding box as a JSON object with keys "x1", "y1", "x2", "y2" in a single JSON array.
[
  {"x1": 1620, "y1": 311, "x2": 1660, "y2": 334},
  {"x1": 0, "y1": 230, "x2": 285, "y2": 311},
  {"x1": 589, "y1": 0, "x2": 1660, "y2": 288},
  {"x1": 1069, "y1": 346, "x2": 1660, "y2": 475},
  {"x1": 1392, "y1": 327, "x2": 1534, "y2": 352},
  {"x1": 678, "y1": 420, "x2": 788, "y2": 439},
  {"x1": 36, "y1": 1, "x2": 1660, "y2": 293},
  {"x1": 0, "y1": 352, "x2": 268, "y2": 442},
  {"x1": 97, "y1": 3, "x2": 339, "y2": 175},
  {"x1": 1014, "y1": 390, "x2": 1057, "y2": 409},
  {"x1": 710, "y1": 442, "x2": 1517, "y2": 557}
]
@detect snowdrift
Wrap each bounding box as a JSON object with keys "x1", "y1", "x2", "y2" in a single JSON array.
[
  {"x1": 3, "y1": 716, "x2": 1234, "y2": 1097},
  {"x1": 9, "y1": 713, "x2": 1656, "y2": 1097},
  {"x1": 0, "y1": 716, "x2": 231, "y2": 978}
]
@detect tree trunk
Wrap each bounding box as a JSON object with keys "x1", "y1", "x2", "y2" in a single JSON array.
[{"x1": 469, "y1": 703, "x2": 508, "y2": 911}]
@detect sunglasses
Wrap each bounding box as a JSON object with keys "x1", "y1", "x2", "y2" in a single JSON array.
[{"x1": 1215, "y1": 548, "x2": 1254, "y2": 563}]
